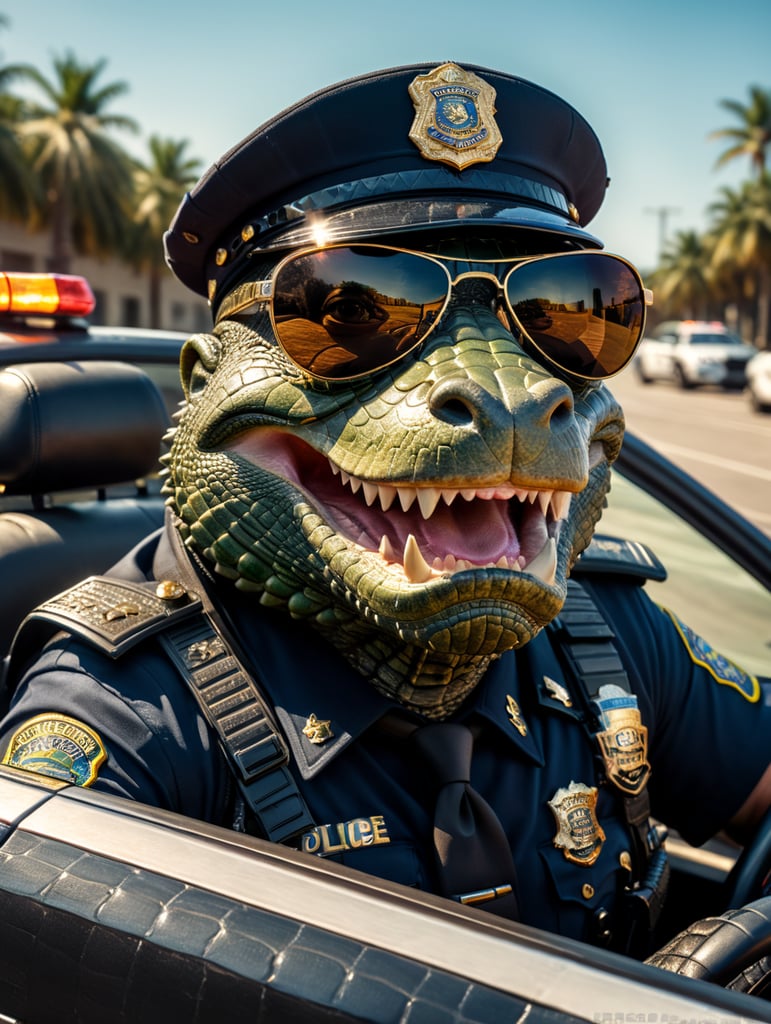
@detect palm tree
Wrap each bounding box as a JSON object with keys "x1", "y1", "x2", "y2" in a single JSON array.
[
  {"x1": 649, "y1": 230, "x2": 715, "y2": 320},
  {"x1": 127, "y1": 136, "x2": 202, "y2": 328},
  {"x1": 709, "y1": 175, "x2": 771, "y2": 347},
  {"x1": 13, "y1": 52, "x2": 138, "y2": 272},
  {"x1": 710, "y1": 85, "x2": 771, "y2": 178},
  {"x1": 0, "y1": 16, "x2": 37, "y2": 222}
]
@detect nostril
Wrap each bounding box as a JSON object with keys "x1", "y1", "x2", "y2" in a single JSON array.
[
  {"x1": 549, "y1": 392, "x2": 575, "y2": 429},
  {"x1": 432, "y1": 396, "x2": 475, "y2": 426},
  {"x1": 428, "y1": 377, "x2": 491, "y2": 427}
]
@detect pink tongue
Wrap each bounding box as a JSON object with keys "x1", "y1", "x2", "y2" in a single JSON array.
[
  {"x1": 325, "y1": 492, "x2": 520, "y2": 564},
  {"x1": 399, "y1": 500, "x2": 518, "y2": 562}
]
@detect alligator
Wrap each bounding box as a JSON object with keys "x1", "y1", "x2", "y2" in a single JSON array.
[{"x1": 163, "y1": 271, "x2": 624, "y2": 720}]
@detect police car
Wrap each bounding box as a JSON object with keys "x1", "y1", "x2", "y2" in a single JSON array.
[
  {"x1": 0, "y1": 273, "x2": 770, "y2": 1023},
  {"x1": 635, "y1": 320, "x2": 757, "y2": 390},
  {"x1": 747, "y1": 350, "x2": 771, "y2": 414}
]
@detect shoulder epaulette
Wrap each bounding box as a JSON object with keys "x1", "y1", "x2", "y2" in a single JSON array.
[
  {"x1": 10, "y1": 575, "x2": 203, "y2": 661},
  {"x1": 571, "y1": 534, "x2": 666, "y2": 583},
  {"x1": 2, "y1": 573, "x2": 315, "y2": 846}
]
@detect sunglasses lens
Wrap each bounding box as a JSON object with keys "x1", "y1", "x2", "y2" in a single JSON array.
[
  {"x1": 505, "y1": 253, "x2": 645, "y2": 378},
  {"x1": 272, "y1": 247, "x2": 448, "y2": 379}
]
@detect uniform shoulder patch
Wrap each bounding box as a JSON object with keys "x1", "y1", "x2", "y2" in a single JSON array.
[
  {"x1": 664, "y1": 609, "x2": 760, "y2": 703},
  {"x1": 1, "y1": 714, "x2": 107, "y2": 786}
]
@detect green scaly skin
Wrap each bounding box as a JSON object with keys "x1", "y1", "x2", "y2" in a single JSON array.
[{"x1": 163, "y1": 300, "x2": 624, "y2": 719}]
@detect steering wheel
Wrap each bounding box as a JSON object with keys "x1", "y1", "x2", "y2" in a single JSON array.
[
  {"x1": 645, "y1": 808, "x2": 771, "y2": 995},
  {"x1": 723, "y1": 805, "x2": 771, "y2": 910},
  {"x1": 645, "y1": 898, "x2": 771, "y2": 996}
]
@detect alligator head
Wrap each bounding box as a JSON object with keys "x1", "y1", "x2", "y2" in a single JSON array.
[{"x1": 163, "y1": 262, "x2": 624, "y2": 718}]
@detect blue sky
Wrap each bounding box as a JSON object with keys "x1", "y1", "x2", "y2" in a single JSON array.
[{"x1": 2, "y1": 0, "x2": 769, "y2": 273}]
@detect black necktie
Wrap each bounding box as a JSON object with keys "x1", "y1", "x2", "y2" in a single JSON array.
[{"x1": 410, "y1": 722, "x2": 520, "y2": 920}]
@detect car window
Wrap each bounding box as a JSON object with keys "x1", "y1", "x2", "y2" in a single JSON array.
[
  {"x1": 600, "y1": 472, "x2": 771, "y2": 679},
  {"x1": 688, "y1": 333, "x2": 740, "y2": 345}
]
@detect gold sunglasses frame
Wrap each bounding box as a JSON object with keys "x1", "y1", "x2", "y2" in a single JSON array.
[{"x1": 215, "y1": 243, "x2": 653, "y2": 383}]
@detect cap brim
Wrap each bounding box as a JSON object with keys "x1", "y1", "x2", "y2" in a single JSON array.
[{"x1": 251, "y1": 195, "x2": 603, "y2": 254}]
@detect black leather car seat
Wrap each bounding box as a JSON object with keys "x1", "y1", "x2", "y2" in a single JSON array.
[{"x1": 0, "y1": 360, "x2": 169, "y2": 655}]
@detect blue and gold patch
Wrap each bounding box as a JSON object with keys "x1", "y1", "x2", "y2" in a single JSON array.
[
  {"x1": 665, "y1": 610, "x2": 759, "y2": 702},
  {"x1": 1, "y1": 714, "x2": 107, "y2": 785}
]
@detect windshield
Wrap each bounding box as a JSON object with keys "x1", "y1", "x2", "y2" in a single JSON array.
[{"x1": 601, "y1": 473, "x2": 771, "y2": 680}]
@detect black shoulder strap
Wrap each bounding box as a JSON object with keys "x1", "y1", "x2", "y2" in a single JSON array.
[
  {"x1": 549, "y1": 577, "x2": 669, "y2": 953},
  {"x1": 549, "y1": 578, "x2": 652, "y2": 803},
  {"x1": 157, "y1": 614, "x2": 314, "y2": 844},
  {"x1": 3, "y1": 572, "x2": 314, "y2": 845}
]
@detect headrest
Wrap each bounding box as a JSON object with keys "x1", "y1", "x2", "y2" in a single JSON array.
[
  {"x1": 0, "y1": 361, "x2": 169, "y2": 495},
  {"x1": 164, "y1": 61, "x2": 608, "y2": 312}
]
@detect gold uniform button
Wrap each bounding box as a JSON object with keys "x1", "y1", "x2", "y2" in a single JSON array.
[
  {"x1": 619, "y1": 851, "x2": 633, "y2": 872},
  {"x1": 582, "y1": 884, "x2": 595, "y2": 900},
  {"x1": 156, "y1": 580, "x2": 186, "y2": 601}
]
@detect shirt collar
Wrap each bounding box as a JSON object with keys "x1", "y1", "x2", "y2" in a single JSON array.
[
  {"x1": 225, "y1": 594, "x2": 396, "y2": 779},
  {"x1": 153, "y1": 521, "x2": 549, "y2": 778}
]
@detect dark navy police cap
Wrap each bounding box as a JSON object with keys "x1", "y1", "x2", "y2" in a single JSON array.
[{"x1": 164, "y1": 61, "x2": 609, "y2": 310}]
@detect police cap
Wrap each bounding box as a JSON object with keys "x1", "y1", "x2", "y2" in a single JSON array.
[{"x1": 165, "y1": 61, "x2": 609, "y2": 309}]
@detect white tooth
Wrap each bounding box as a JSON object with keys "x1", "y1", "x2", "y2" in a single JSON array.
[
  {"x1": 362, "y1": 481, "x2": 379, "y2": 506},
  {"x1": 417, "y1": 487, "x2": 441, "y2": 519},
  {"x1": 496, "y1": 555, "x2": 509, "y2": 568},
  {"x1": 328, "y1": 459, "x2": 340, "y2": 476},
  {"x1": 403, "y1": 534, "x2": 433, "y2": 583},
  {"x1": 441, "y1": 489, "x2": 458, "y2": 505},
  {"x1": 444, "y1": 554, "x2": 456, "y2": 571},
  {"x1": 513, "y1": 488, "x2": 529, "y2": 502},
  {"x1": 526, "y1": 490, "x2": 538, "y2": 504},
  {"x1": 477, "y1": 487, "x2": 497, "y2": 500},
  {"x1": 456, "y1": 558, "x2": 472, "y2": 571},
  {"x1": 525, "y1": 537, "x2": 557, "y2": 586},
  {"x1": 398, "y1": 487, "x2": 418, "y2": 512},
  {"x1": 378, "y1": 485, "x2": 397, "y2": 512},
  {"x1": 461, "y1": 489, "x2": 477, "y2": 501},
  {"x1": 349, "y1": 475, "x2": 362, "y2": 495},
  {"x1": 432, "y1": 556, "x2": 444, "y2": 569},
  {"x1": 550, "y1": 491, "x2": 572, "y2": 521},
  {"x1": 379, "y1": 535, "x2": 397, "y2": 562},
  {"x1": 495, "y1": 485, "x2": 515, "y2": 500},
  {"x1": 340, "y1": 471, "x2": 350, "y2": 487},
  {"x1": 538, "y1": 490, "x2": 553, "y2": 516}
]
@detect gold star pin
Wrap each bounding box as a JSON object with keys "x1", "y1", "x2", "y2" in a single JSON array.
[{"x1": 302, "y1": 713, "x2": 334, "y2": 745}]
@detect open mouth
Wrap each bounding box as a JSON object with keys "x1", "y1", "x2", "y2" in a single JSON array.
[{"x1": 229, "y1": 428, "x2": 576, "y2": 587}]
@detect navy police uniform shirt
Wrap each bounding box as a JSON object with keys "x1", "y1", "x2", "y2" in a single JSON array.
[{"x1": 1, "y1": 526, "x2": 769, "y2": 945}]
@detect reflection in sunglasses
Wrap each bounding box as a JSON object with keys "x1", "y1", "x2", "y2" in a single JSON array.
[{"x1": 219, "y1": 244, "x2": 650, "y2": 382}]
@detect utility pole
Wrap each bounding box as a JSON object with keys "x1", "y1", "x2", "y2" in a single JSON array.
[{"x1": 645, "y1": 206, "x2": 680, "y2": 261}]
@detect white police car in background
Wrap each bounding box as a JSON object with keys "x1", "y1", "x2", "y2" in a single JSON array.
[
  {"x1": 634, "y1": 319, "x2": 757, "y2": 389},
  {"x1": 746, "y1": 349, "x2": 771, "y2": 413}
]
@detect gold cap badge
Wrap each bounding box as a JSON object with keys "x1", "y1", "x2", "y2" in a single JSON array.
[{"x1": 408, "y1": 62, "x2": 503, "y2": 170}]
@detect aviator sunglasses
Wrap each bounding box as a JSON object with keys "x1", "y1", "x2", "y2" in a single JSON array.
[{"x1": 215, "y1": 244, "x2": 653, "y2": 382}]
